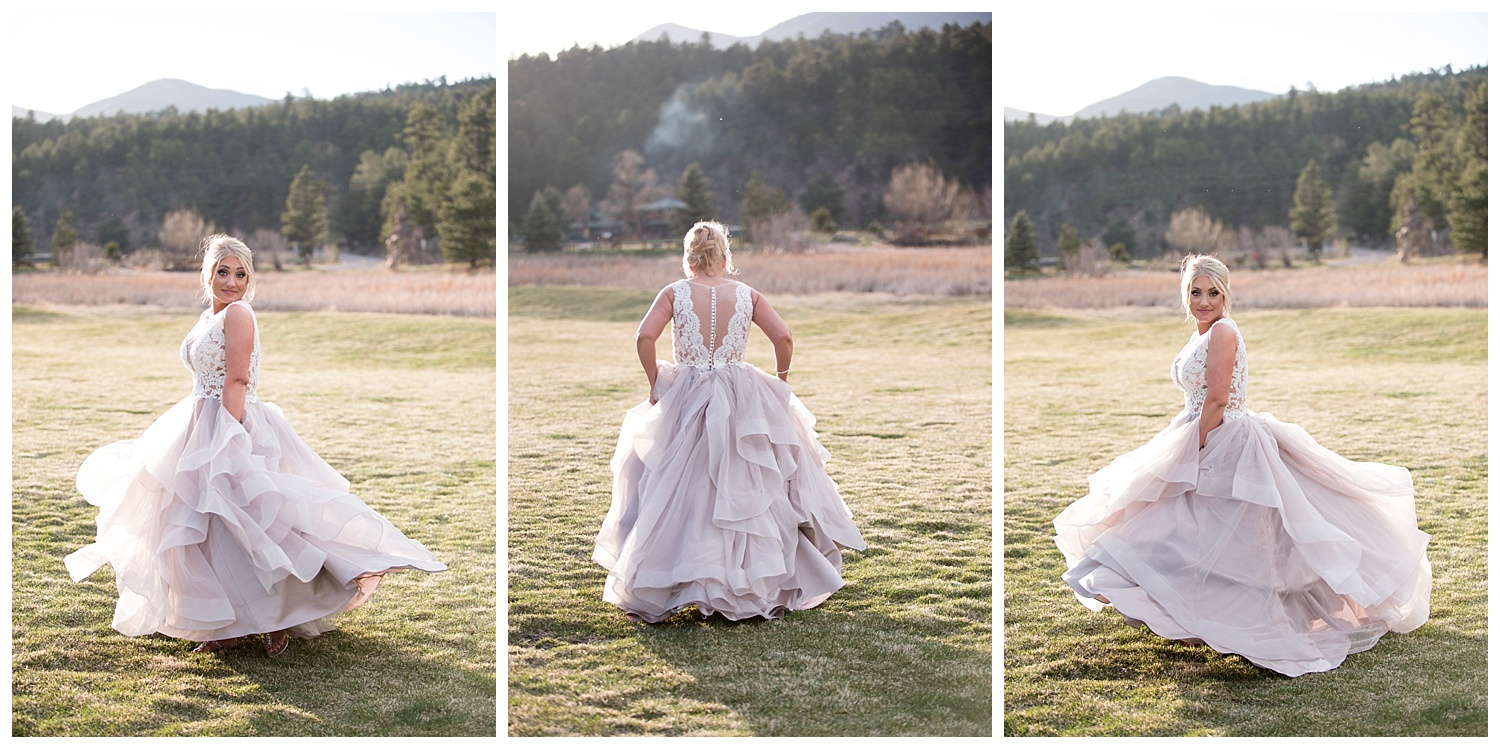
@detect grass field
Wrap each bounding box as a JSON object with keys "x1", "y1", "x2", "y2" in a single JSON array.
[
  {"x1": 507, "y1": 286, "x2": 992, "y2": 736},
  {"x1": 10, "y1": 304, "x2": 497, "y2": 736},
  {"x1": 1003, "y1": 307, "x2": 1487, "y2": 736}
]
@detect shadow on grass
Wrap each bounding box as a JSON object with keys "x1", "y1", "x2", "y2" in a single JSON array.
[
  {"x1": 11, "y1": 621, "x2": 494, "y2": 737},
  {"x1": 510, "y1": 590, "x2": 991, "y2": 736}
]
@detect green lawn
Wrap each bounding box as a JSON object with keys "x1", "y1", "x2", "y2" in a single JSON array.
[
  {"x1": 507, "y1": 287, "x2": 993, "y2": 736},
  {"x1": 1003, "y1": 307, "x2": 1487, "y2": 736},
  {"x1": 10, "y1": 304, "x2": 497, "y2": 736}
]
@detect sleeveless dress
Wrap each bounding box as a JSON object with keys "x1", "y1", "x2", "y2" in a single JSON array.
[
  {"x1": 1053, "y1": 317, "x2": 1432, "y2": 676},
  {"x1": 65, "y1": 300, "x2": 446, "y2": 642},
  {"x1": 594, "y1": 279, "x2": 866, "y2": 622}
]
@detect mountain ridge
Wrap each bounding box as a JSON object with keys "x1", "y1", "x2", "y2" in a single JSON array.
[
  {"x1": 633, "y1": 11, "x2": 990, "y2": 48},
  {"x1": 1006, "y1": 76, "x2": 1280, "y2": 124}
]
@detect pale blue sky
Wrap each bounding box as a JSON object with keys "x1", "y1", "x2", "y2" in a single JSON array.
[
  {"x1": 9, "y1": 11, "x2": 495, "y2": 115},
  {"x1": 1002, "y1": 11, "x2": 1488, "y2": 117}
]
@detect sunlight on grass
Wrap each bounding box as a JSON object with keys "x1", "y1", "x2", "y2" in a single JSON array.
[
  {"x1": 11, "y1": 304, "x2": 497, "y2": 737},
  {"x1": 1003, "y1": 308, "x2": 1486, "y2": 737},
  {"x1": 508, "y1": 287, "x2": 992, "y2": 736}
]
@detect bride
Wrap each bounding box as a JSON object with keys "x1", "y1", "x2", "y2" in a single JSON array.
[
  {"x1": 1054, "y1": 254, "x2": 1431, "y2": 676},
  {"x1": 594, "y1": 221, "x2": 865, "y2": 623},
  {"x1": 66, "y1": 234, "x2": 446, "y2": 657}
]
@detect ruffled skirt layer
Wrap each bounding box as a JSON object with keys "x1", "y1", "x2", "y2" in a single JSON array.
[
  {"x1": 595, "y1": 361, "x2": 865, "y2": 623},
  {"x1": 1054, "y1": 409, "x2": 1431, "y2": 676},
  {"x1": 66, "y1": 396, "x2": 446, "y2": 641}
]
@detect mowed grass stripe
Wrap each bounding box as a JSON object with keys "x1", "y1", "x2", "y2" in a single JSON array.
[
  {"x1": 508, "y1": 287, "x2": 992, "y2": 736},
  {"x1": 1003, "y1": 307, "x2": 1486, "y2": 737},
  {"x1": 11, "y1": 305, "x2": 497, "y2": 736}
]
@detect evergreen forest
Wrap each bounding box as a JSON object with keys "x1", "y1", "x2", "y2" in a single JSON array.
[
  {"x1": 12, "y1": 77, "x2": 496, "y2": 265},
  {"x1": 1004, "y1": 65, "x2": 1487, "y2": 260},
  {"x1": 508, "y1": 21, "x2": 992, "y2": 238}
]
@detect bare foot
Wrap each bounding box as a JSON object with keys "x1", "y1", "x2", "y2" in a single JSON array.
[{"x1": 1094, "y1": 594, "x2": 1111, "y2": 604}]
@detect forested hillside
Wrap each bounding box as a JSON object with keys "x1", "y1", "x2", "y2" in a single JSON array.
[
  {"x1": 1004, "y1": 66, "x2": 1486, "y2": 256},
  {"x1": 508, "y1": 20, "x2": 991, "y2": 234},
  {"x1": 13, "y1": 77, "x2": 495, "y2": 261}
]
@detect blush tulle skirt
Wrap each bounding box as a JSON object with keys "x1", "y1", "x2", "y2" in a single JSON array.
[
  {"x1": 66, "y1": 396, "x2": 446, "y2": 641},
  {"x1": 595, "y1": 361, "x2": 866, "y2": 622},
  {"x1": 1054, "y1": 408, "x2": 1431, "y2": 676}
]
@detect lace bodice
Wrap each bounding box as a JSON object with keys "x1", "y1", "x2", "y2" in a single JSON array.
[
  {"x1": 1170, "y1": 317, "x2": 1247, "y2": 418},
  {"x1": 181, "y1": 301, "x2": 261, "y2": 402},
  {"x1": 670, "y1": 279, "x2": 754, "y2": 370}
]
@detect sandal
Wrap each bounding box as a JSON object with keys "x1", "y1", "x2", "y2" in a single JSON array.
[
  {"x1": 264, "y1": 629, "x2": 290, "y2": 658},
  {"x1": 191, "y1": 638, "x2": 241, "y2": 654}
]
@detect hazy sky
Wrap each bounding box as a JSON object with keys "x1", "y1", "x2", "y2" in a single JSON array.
[
  {"x1": 1001, "y1": 11, "x2": 1488, "y2": 116},
  {"x1": 9, "y1": 12, "x2": 495, "y2": 115}
]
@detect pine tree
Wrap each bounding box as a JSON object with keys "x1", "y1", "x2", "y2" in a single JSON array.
[
  {"x1": 1004, "y1": 210, "x2": 1039, "y2": 272},
  {"x1": 670, "y1": 162, "x2": 716, "y2": 237},
  {"x1": 1289, "y1": 159, "x2": 1337, "y2": 262},
  {"x1": 13, "y1": 206, "x2": 35, "y2": 267},
  {"x1": 1056, "y1": 223, "x2": 1081, "y2": 272},
  {"x1": 523, "y1": 190, "x2": 563, "y2": 252},
  {"x1": 282, "y1": 165, "x2": 329, "y2": 266},
  {"x1": 440, "y1": 171, "x2": 497, "y2": 267},
  {"x1": 741, "y1": 171, "x2": 787, "y2": 224},
  {"x1": 52, "y1": 209, "x2": 78, "y2": 257}
]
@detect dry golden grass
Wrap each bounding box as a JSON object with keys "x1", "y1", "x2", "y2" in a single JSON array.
[
  {"x1": 1004, "y1": 262, "x2": 1486, "y2": 310},
  {"x1": 508, "y1": 245, "x2": 992, "y2": 296},
  {"x1": 12, "y1": 268, "x2": 496, "y2": 316}
]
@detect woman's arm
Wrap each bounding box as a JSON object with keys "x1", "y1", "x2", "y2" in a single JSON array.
[
  {"x1": 1198, "y1": 323, "x2": 1235, "y2": 448},
  {"x1": 750, "y1": 290, "x2": 793, "y2": 382},
  {"x1": 636, "y1": 286, "x2": 674, "y2": 403},
  {"x1": 222, "y1": 303, "x2": 254, "y2": 422}
]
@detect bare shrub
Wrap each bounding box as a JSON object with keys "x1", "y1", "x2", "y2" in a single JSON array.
[
  {"x1": 747, "y1": 207, "x2": 820, "y2": 253},
  {"x1": 601, "y1": 150, "x2": 667, "y2": 240},
  {"x1": 249, "y1": 229, "x2": 288, "y2": 271},
  {"x1": 54, "y1": 241, "x2": 108, "y2": 274},
  {"x1": 158, "y1": 209, "x2": 217, "y2": 270},
  {"x1": 508, "y1": 245, "x2": 991, "y2": 296},
  {"x1": 883, "y1": 161, "x2": 976, "y2": 244},
  {"x1": 1071, "y1": 239, "x2": 1112, "y2": 277},
  {"x1": 1165, "y1": 207, "x2": 1232, "y2": 258},
  {"x1": 122, "y1": 248, "x2": 168, "y2": 272}
]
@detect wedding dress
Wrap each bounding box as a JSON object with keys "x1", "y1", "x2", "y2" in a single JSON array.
[
  {"x1": 66, "y1": 300, "x2": 446, "y2": 641},
  {"x1": 1054, "y1": 317, "x2": 1431, "y2": 676},
  {"x1": 595, "y1": 279, "x2": 866, "y2": 622}
]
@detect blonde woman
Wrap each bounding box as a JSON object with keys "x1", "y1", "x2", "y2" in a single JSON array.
[
  {"x1": 67, "y1": 235, "x2": 445, "y2": 658},
  {"x1": 594, "y1": 221, "x2": 865, "y2": 623},
  {"x1": 1054, "y1": 254, "x2": 1431, "y2": 676}
]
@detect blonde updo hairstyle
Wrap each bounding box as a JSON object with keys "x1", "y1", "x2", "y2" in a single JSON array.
[
  {"x1": 682, "y1": 220, "x2": 738, "y2": 277},
  {"x1": 1179, "y1": 254, "x2": 1231, "y2": 321},
  {"x1": 199, "y1": 234, "x2": 257, "y2": 304}
]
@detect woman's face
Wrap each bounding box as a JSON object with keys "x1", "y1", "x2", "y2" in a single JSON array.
[
  {"x1": 1188, "y1": 274, "x2": 1225, "y2": 325},
  {"x1": 212, "y1": 255, "x2": 249, "y2": 307}
]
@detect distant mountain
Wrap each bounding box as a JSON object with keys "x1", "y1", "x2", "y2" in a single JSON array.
[
  {"x1": 633, "y1": 11, "x2": 990, "y2": 48},
  {"x1": 69, "y1": 79, "x2": 275, "y2": 118},
  {"x1": 1003, "y1": 106, "x2": 1068, "y2": 126},
  {"x1": 12, "y1": 105, "x2": 62, "y2": 122},
  {"x1": 1073, "y1": 76, "x2": 1278, "y2": 119},
  {"x1": 1006, "y1": 76, "x2": 1281, "y2": 124}
]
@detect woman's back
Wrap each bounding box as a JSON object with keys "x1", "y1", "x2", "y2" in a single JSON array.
[{"x1": 670, "y1": 279, "x2": 754, "y2": 370}]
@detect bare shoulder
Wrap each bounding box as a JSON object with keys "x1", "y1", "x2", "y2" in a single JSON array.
[{"x1": 223, "y1": 301, "x2": 256, "y2": 324}]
